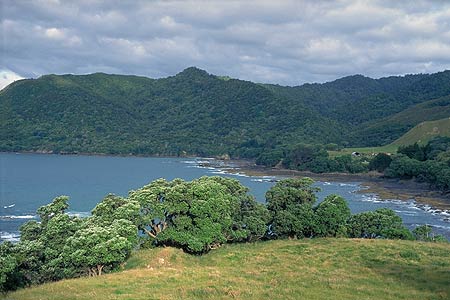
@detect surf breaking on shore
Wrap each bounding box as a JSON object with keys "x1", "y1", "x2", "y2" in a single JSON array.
[{"x1": 185, "y1": 158, "x2": 450, "y2": 240}]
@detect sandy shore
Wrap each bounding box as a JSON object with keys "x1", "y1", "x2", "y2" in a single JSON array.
[{"x1": 206, "y1": 159, "x2": 450, "y2": 211}]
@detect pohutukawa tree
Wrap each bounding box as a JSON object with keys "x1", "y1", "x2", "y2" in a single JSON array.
[
  {"x1": 266, "y1": 177, "x2": 320, "y2": 239},
  {"x1": 129, "y1": 176, "x2": 270, "y2": 253},
  {"x1": 314, "y1": 194, "x2": 351, "y2": 237}
]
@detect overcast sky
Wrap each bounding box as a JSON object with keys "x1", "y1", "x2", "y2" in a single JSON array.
[{"x1": 2, "y1": 0, "x2": 450, "y2": 89}]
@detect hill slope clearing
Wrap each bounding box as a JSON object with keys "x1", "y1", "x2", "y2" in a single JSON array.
[
  {"x1": 333, "y1": 117, "x2": 450, "y2": 157},
  {"x1": 393, "y1": 118, "x2": 450, "y2": 146}
]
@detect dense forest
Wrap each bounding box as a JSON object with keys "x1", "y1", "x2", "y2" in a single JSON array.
[
  {"x1": 257, "y1": 137, "x2": 450, "y2": 193},
  {"x1": 384, "y1": 137, "x2": 450, "y2": 192},
  {"x1": 1, "y1": 67, "x2": 450, "y2": 158}
]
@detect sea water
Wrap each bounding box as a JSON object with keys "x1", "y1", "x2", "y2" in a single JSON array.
[{"x1": 1, "y1": 153, "x2": 449, "y2": 242}]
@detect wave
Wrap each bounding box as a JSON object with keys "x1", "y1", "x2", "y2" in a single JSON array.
[
  {"x1": 338, "y1": 183, "x2": 359, "y2": 187},
  {"x1": 210, "y1": 170, "x2": 227, "y2": 175},
  {"x1": 418, "y1": 204, "x2": 450, "y2": 215},
  {"x1": 394, "y1": 210, "x2": 418, "y2": 216},
  {"x1": 431, "y1": 224, "x2": 450, "y2": 230},
  {"x1": 251, "y1": 178, "x2": 273, "y2": 183},
  {"x1": 0, "y1": 214, "x2": 36, "y2": 220},
  {"x1": 0, "y1": 231, "x2": 20, "y2": 242},
  {"x1": 232, "y1": 172, "x2": 250, "y2": 178},
  {"x1": 357, "y1": 193, "x2": 450, "y2": 222},
  {"x1": 67, "y1": 211, "x2": 91, "y2": 218},
  {"x1": 359, "y1": 194, "x2": 384, "y2": 203},
  {"x1": 0, "y1": 211, "x2": 93, "y2": 220},
  {"x1": 181, "y1": 160, "x2": 197, "y2": 164},
  {"x1": 3, "y1": 204, "x2": 15, "y2": 209}
]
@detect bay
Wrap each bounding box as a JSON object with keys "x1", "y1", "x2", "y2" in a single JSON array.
[{"x1": 1, "y1": 152, "x2": 449, "y2": 242}]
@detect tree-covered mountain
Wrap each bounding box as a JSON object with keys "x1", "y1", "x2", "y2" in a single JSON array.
[{"x1": 1, "y1": 67, "x2": 450, "y2": 158}]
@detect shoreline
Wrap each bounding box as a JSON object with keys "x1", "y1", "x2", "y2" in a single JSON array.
[
  {"x1": 3, "y1": 151, "x2": 450, "y2": 210},
  {"x1": 209, "y1": 159, "x2": 450, "y2": 211},
  {"x1": 0, "y1": 150, "x2": 206, "y2": 160}
]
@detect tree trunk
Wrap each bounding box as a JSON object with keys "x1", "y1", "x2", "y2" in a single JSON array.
[
  {"x1": 97, "y1": 265, "x2": 104, "y2": 276},
  {"x1": 209, "y1": 242, "x2": 221, "y2": 250},
  {"x1": 143, "y1": 227, "x2": 157, "y2": 239}
]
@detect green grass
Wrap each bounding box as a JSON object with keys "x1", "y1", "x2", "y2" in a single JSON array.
[
  {"x1": 329, "y1": 144, "x2": 399, "y2": 157},
  {"x1": 392, "y1": 118, "x2": 450, "y2": 146},
  {"x1": 4, "y1": 239, "x2": 450, "y2": 300},
  {"x1": 330, "y1": 117, "x2": 450, "y2": 157}
]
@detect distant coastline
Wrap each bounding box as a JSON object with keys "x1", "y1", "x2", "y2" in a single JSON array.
[
  {"x1": 0, "y1": 150, "x2": 203, "y2": 159},
  {"x1": 4, "y1": 150, "x2": 450, "y2": 211},
  {"x1": 200, "y1": 158, "x2": 450, "y2": 212}
]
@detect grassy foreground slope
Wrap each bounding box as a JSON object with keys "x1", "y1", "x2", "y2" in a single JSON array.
[{"x1": 6, "y1": 239, "x2": 450, "y2": 300}]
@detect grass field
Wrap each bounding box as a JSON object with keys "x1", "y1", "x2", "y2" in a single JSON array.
[
  {"x1": 328, "y1": 144, "x2": 399, "y2": 157},
  {"x1": 4, "y1": 239, "x2": 450, "y2": 300},
  {"x1": 393, "y1": 118, "x2": 450, "y2": 146},
  {"x1": 329, "y1": 117, "x2": 450, "y2": 157}
]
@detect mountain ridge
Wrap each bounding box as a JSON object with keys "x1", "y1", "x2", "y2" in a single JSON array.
[{"x1": 1, "y1": 67, "x2": 450, "y2": 158}]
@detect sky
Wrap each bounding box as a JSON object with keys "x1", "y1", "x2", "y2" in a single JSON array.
[{"x1": 2, "y1": 0, "x2": 450, "y2": 89}]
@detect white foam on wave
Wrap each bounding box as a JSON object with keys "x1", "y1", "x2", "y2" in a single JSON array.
[
  {"x1": 359, "y1": 194, "x2": 384, "y2": 203},
  {"x1": 0, "y1": 212, "x2": 93, "y2": 220},
  {"x1": 0, "y1": 215, "x2": 36, "y2": 220},
  {"x1": 233, "y1": 172, "x2": 250, "y2": 178},
  {"x1": 251, "y1": 178, "x2": 264, "y2": 182},
  {"x1": 357, "y1": 192, "x2": 450, "y2": 222},
  {"x1": 194, "y1": 157, "x2": 215, "y2": 161},
  {"x1": 394, "y1": 210, "x2": 418, "y2": 216},
  {"x1": 181, "y1": 160, "x2": 197, "y2": 164},
  {"x1": 406, "y1": 203, "x2": 422, "y2": 211},
  {"x1": 210, "y1": 170, "x2": 227, "y2": 175},
  {"x1": 251, "y1": 177, "x2": 276, "y2": 183},
  {"x1": 67, "y1": 211, "x2": 91, "y2": 218},
  {"x1": 440, "y1": 211, "x2": 450, "y2": 217},
  {"x1": 431, "y1": 224, "x2": 450, "y2": 230},
  {"x1": 317, "y1": 181, "x2": 336, "y2": 187},
  {"x1": 0, "y1": 231, "x2": 20, "y2": 242}
]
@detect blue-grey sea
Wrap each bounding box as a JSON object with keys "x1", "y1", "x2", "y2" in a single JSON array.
[{"x1": 1, "y1": 152, "x2": 449, "y2": 242}]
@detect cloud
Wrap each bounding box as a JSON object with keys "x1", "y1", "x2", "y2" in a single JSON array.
[
  {"x1": 2, "y1": 0, "x2": 450, "y2": 86},
  {"x1": 0, "y1": 70, "x2": 24, "y2": 90}
]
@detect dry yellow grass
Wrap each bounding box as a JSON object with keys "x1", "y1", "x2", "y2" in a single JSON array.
[{"x1": 4, "y1": 239, "x2": 450, "y2": 300}]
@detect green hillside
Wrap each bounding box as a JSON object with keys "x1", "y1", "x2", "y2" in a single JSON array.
[
  {"x1": 2, "y1": 68, "x2": 450, "y2": 157},
  {"x1": 341, "y1": 117, "x2": 450, "y2": 156},
  {"x1": 5, "y1": 239, "x2": 450, "y2": 300},
  {"x1": 0, "y1": 68, "x2": 344, "y2": 157},
  {"x1": 334, "y1": 116, "x2": 450, "y2": 156},
  {"x1": 349, "y1": 95, "x2": 450, "y2": 146},
  {"x1": 393, "y1": 117, "x2": 450, "y2": 146}
]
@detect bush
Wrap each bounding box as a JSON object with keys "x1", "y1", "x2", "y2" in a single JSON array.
[
  {"x1": 369, "y1": 153, "x2": 392, "y2": 172},
  {"x1": 348, "y1": 208, "x2": 413, "y2": 240},
  {"x1": 266, "y1": 178, "x2": 320, "y2": 238},
  {"x1": 314, "y1": 195, "x2": 350, "y2": 237}
]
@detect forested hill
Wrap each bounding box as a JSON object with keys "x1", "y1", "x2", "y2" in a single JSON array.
[{"x1": 1, "y1": 67, "x2": 450, "y2": 158}]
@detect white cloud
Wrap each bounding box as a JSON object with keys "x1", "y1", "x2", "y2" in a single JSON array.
[
  {"x1": 0, "y1": 70, "x2": 25, "y2": 90},
  {"x1": 2, "y1": 0, "x2": 450, "y2": 85},
  {"x1": 45, "y1": 27, "x2": 65, "y2": 39}
]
